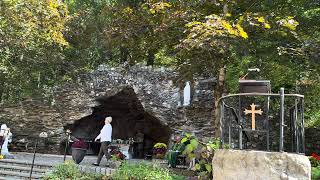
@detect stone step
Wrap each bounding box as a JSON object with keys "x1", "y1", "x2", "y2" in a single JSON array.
[
  {"x1": 0, "y1": 164, "x2": 48, "y2": 174},
  {"x1": 0, "y1": 159, "x2": 52, "y2": 180},
  {"x1": 0, "y1": 170, "x2": 43, "y2": 179},
  {"x1": 0, "y1": 159, "x2": 53, "y2": 169},
  {"x1": 0, "y1": 176, "x2": 16, "y2": 180}
]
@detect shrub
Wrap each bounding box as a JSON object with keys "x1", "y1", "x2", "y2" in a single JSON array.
[
  {"x1": 71, "y1": 139, "x2": 88, "y2": 149},
  {"x1": 43, "y1": 161, "x2": 103, "y2": 180},
  {"x1": 112, "y1": 162, "x2": 186, "y2": 180},
  {"x1": 312, "y1": 166, "x2": 320, "y2": 180}
]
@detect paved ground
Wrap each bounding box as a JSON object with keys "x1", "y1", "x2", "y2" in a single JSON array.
[
  {"x1": 10, "y1": 152, "x2": 108, "y2": 167},
  {"x1": 3, "y1": 152, "x2": 193, "y2": 178},
  {"x1": 9, "y1": 152, "x2": 159, "y2": 167}
]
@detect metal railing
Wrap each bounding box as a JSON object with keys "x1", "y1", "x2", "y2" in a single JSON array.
[{"x1": 217, "y1": 88, "x2": 305, "y2": 153}]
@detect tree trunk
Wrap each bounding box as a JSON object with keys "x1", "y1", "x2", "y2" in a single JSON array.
[{"x1": 214, "y1": 66, "x2": 226, "y2": 138}]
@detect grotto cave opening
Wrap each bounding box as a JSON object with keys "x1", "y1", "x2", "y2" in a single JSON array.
[{"x1": 62, "y1": 87, "x2": 171, "y2": 158}]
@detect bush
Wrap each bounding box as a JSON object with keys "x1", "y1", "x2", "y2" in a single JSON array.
[
  {"x1": 112, "y1": 162, "x2": 186, "y2": 180},
  {"x1": 312, "y1": 166, "x2": 320, "y2": 180},
  {"x1": 310, "y1": 157, "x2": 320, "y2": 167},
  {"x1": 43, "y1": 161, "x2": 103, "y2": 180}
]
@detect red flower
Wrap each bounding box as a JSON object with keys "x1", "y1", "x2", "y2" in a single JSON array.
[{"x1": 311, "y1": 153, "x2": 320, "y2": 161}]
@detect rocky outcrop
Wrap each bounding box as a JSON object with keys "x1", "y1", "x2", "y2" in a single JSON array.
[
  {"x1": 0, "y1": 65, "x2": 216, "y2": 153},
  {"x1": 212, "y1": 149, "x2": 311, "y2": 180}
]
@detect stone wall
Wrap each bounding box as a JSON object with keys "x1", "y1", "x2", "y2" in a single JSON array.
[{"x1": 0, "y1": 65, "x2": 216, "y2": 153}]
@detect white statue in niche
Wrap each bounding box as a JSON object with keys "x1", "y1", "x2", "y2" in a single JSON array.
[{"x1": 183, "y1": 81, "x2": 191, "y2": 106}]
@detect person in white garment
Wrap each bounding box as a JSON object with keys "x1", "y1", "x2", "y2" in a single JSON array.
[
  {"x1": 0, "y1": 124, "x2": 13, "y2": 157},
  {"x1": 0, "y1": 124, "x2": 6, "y2": 152},
  {"x1": 93, "y1": 116, "x2": 113, "y2": 166}
]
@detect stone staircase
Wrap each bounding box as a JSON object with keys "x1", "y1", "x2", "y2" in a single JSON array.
[{"x1": 0, "y1": 159, "x2": 52, "y2": 180}]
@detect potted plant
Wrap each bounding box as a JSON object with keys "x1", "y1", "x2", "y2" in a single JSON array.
[
  {"x1": 71, "y1": 139, "x2": 88, "y2": 164},
  {"x1": 109, "y1": 147, "x2": 126, "y2": 168},
  {"x1": 153, "y1": 143, "x2": 167, "y2": 159},
  {"x1": 111, "y1": 148, "x2": 126, "y2": 161}
]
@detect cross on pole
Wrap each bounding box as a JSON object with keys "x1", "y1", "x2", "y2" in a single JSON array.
[{"x1": 244, "y1": 103, "x2": 263, "y2": 130}]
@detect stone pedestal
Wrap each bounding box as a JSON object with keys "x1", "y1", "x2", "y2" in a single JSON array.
[{"x1": 212, "y1": 149, "x2": 311, "y2": 180}]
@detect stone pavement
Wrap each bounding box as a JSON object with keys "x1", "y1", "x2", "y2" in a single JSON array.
[
  {"x1": 0, "y1": 152, "x2": 115, "y2": 179},
  {"x1": 11, "y1": 152, "x2": 107, "y2": 167}
]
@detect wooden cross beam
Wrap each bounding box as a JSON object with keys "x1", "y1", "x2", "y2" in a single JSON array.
[{"x1": 244, "y1": 103, "x2": 263, "y2": 130}]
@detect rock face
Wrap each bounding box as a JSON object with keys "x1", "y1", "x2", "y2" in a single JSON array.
[
  {"x1": 212, "y1": 149, "x2": 311, "y2": 180},
  {"x1": 0, "y1": 65, "x2": 216, "y2": 153}
]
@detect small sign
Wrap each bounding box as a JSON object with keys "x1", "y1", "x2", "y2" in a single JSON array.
[{"x1": 244, "y1": 103, "x2": 263, "y2": 130}]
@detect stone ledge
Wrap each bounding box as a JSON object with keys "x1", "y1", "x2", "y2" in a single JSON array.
[{"x1": 212, "y1": 149, "x2": 311, "y2": 180}]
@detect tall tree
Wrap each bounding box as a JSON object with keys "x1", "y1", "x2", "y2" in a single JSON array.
[{"x1": 0, "y1": 0, "x2": 68, "y2": 102}]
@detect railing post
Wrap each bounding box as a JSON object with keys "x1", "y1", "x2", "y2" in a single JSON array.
[
  {"x1": 279, "y1": 88, "x2": 285, "y2": 152},
  {"x1": 301, "y1": 98, "x2": 305, "y2": 153},
  {"x1": 294, "y1": 98, "x2": 299, "y2": 153},
  {"x1": 220, "y1": 101, "x2": 224, "y2": 148}
]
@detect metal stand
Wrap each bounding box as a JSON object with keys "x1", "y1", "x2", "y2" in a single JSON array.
[
  {"x1": 30, "y1": 132, "x2": 48, "y2": 179},
  {"x1": 29, "y1": 139, "x2": 38, "y2": 179},
  {"x1": 64, "y1": 130, "x2": 71, "y2": 162}
]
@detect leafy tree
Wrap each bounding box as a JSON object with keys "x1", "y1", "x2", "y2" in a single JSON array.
[
  {"x1": 0, "y1": 0, "x2": 68, "y2": 102},
  {"x1": 1, "y1": 0, "x2": 320, "y2": 128},
  {"x1": 62, "y1": 0, "x2": 320, "y2": 127}
]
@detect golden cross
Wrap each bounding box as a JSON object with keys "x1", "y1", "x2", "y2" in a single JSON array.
[{"x1": 244, "y1": 103, "x2": 263, "y2": 130}]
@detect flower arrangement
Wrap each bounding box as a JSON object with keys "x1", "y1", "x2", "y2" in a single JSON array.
[
  {"x1": 111, "y1": 148, "x2": 126, "y2": 160},
  {"x1": 153, "y1": 143, "x2": 167, "y2": 158},
  {"x1": 71, "y1": 139, "x2": 88, "y2": 149}
]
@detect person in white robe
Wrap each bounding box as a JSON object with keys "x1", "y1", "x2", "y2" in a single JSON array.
[{"x1": 1, "y1": 124, "x2": 14, "y2": 158}]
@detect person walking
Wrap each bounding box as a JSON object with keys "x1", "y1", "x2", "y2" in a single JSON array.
[{"x1": 93, "y1": 116, "x2": 113, "y2": 166}]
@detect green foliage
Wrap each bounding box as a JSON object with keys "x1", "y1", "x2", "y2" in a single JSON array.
[
  {"x1": 0, "y1": 0, "x2": 69, "y2": 102},
  {"x1": 312, "y1": 166, "x2": 320, "y2": 180},
  {"x1": 306, "y1": 111, "x2": 320, "y2": 128},
  {"x1": 178, "y1": 133, "x2": 224, "y2": 179},
  {"x1": 181, "y1": 134, "x2": 198, "y2": 160},
  {"x1": 194, "y1": 138, "x2": 224, "y2": 179},
  {"x1": 111, "y1": 162, "x2": 186, "y2": 180},
  {"x1": 309, "y1": 156, "x2": 320, "y2": 168},
  {"x1": 1, "y1": 0, "x2": 320, "y2": 128},
  {"x1": 154, "y1": 142, "x2": 167, "y2": 149},
  {"x1": 43, "y1": 161, "x2": 103, "y2": 180}
]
